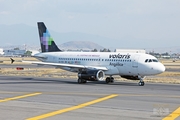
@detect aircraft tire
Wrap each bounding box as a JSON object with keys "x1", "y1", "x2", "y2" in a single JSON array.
[
  {"x1": 78, "y1": 78, "x2": 86, "y2": 84},
  {"x1": 110, "y1": 77, "x2": 114, "y2": 83},
  {"x1": 78, "y1": 78, "x2": 82, "y2": 84},
  {"x1": 82, "y1": 80, "x2": 87, "y2": 83},
  {"x1": 105, "y1": 77, "x2": 110, "y2": 84},
  {"x1": 138, "y1": 81, "x2": 145, "y2": 86}
]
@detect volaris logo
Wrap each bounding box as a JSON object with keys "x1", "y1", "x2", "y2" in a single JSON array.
[
  {"x1": 109, "y1": 53, "x2": 131, "y2": 59},
  {"x1": 40, "y1": 30, "x2": 53, "y2": 52}
]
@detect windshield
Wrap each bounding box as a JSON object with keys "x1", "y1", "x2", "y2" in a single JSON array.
[{"x1": 145, "y1": 59, "x2": 159, "y2": 63}]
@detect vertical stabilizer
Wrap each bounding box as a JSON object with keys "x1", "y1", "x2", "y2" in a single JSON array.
[{"x1": 37, "y1": 22, "x2": 61, "y2": 52}]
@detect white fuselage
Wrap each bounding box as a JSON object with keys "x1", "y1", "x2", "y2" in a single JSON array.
[{"x1": 34, "y1": 52, "x2": 165, "y2": 77}]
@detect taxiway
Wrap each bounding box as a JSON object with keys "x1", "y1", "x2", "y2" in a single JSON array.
[{"x1": 0, "y1": 75, "x2": 179, "y2": 120}]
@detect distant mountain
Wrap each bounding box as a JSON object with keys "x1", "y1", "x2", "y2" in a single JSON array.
[
  {"x1": 59, "y1": 41, "x2": 104, "y2": 50},
  {"x1": 0, "y1": 24, "x2": 114, "y2": 48},
  {"x1": 0, "y1": 24, "x2": 180, "y2": 53},
  {"x1": 1, "y1": 41, "x2": 104, "y2": 51},
  {"x1": 0, "y1": 24, "x2": 38, "y2": 45}
]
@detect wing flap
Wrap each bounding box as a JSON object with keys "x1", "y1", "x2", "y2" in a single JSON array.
[{"x1": 22, "y1": 61, "x2": 108, "y2": 71}]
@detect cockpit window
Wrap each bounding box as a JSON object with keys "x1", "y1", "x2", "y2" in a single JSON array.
[
  {"x1": 152, "y1": 59, "x2": 158, "y2": 62},
  {"x1": 145, "y1": 59, "x2": 159, "y2": 63}
]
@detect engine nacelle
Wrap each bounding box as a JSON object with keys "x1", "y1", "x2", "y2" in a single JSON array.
[
  {"x1": 121, "y1": 75, "x2": 139, "y2": 80},
  {"x1": 78, "y1": 70, "x2": 105, "y2": 81}
]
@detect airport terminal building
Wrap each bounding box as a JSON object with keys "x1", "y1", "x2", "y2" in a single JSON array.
[{"x1": 3, "y1": 50, "x2": 26, "y2": 56}]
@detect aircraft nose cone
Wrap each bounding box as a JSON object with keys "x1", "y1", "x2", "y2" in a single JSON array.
[{"x1": 157, "y1": 63, "x2": 166, "y2": 73}]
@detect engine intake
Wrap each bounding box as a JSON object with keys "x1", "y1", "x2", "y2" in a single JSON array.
[{"x1": 78, "y1": 70, "x2": 105, "y2": 81}]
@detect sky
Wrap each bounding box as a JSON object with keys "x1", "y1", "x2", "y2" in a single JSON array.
[{"x1": 0, "y1": 0, "x2": 180, "y2": 49}]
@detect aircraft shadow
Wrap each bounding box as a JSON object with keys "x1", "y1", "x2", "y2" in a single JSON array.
[{"x1": 0, "y1": 76, "x2": 139, "y2": 86}]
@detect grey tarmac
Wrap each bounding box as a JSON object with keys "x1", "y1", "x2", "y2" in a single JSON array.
[{"x1": 0, "y1": 75, "x2": 180, "y2": 120}]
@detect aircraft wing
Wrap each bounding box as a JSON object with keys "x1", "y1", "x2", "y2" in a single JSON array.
[{"x1": 22, "y1": 61, "x2": 108, "y2": 71}]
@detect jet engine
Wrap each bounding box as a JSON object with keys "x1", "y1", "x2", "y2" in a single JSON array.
[{"x1": 78, "y1": 70, "x2": 105, "y2": 81}]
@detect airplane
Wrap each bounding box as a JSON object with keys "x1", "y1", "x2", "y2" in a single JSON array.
[{"x1": 21, "y1": 22, "x2": 166, "y2": 86}]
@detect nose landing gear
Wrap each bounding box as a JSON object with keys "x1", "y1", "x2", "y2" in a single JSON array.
[
  {"x1": 138, "y1": 81, "x2": 145, "y2": 86},
  {"x1": 138, "y1": 76, "x2": 145, "y2": 86}
]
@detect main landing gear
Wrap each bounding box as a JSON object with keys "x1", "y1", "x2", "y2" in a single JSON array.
[
  {"x1": 77, "y1": 78, "x2": 87, "y2": 84},
  {"x1": 105, "y1": 76, "x2": 114, "y2": 84},
  {"x1": 138, "y1": 76, "x2": 145, "y2": 86}
]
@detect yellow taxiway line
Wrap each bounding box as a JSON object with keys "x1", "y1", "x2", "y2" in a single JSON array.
[
  {"x1": 0, "y1": 92, "x2": 42, "y2": 102},
  {"x1": 26, "y1": 94, "x2": 118, "y2": 120},
  {"x1": 163, "y1": 107, "x2": 180, "y2": 120}
]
